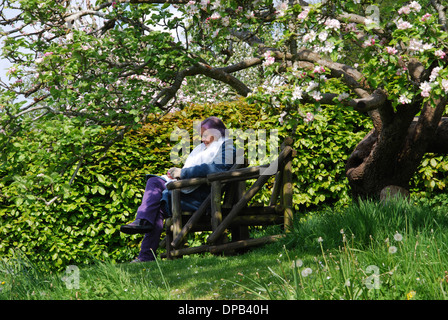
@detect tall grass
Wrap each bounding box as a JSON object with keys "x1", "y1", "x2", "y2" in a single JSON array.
[
  {"x1": 0, "y1": 251, "x2": 171, "y2": 300},
  {"x1": 2, "y1": 198, "x2": 448, "y2": 300},
  {"x1": 235, "y1": 198, "x2": 448, "y2": 300}
]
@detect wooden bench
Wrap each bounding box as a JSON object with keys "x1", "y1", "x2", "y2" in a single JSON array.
[{"x1": 160, "y1": 138, "x2": 295, "y2": 259}]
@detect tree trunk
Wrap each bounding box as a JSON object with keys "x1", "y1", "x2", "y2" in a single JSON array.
[{"x1": 346, "y1": 99, "x2": 448, "y2": 199}]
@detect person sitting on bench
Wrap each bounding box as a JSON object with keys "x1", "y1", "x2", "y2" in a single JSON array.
[{"x1": 120, "y1": 116, "x2": 236, "y2": 262}]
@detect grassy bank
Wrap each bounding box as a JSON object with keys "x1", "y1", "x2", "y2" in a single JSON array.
[{"x1": 1, "y1": 198, "x2": 448, "y2": 300}]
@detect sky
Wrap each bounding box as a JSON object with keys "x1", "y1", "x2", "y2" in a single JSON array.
[
  {"x1": 0, "y1": 7, "x2": 18, "y2": 86},
  {"x1": 0, "y1": 56, "x2": 12, "y2": 85}
]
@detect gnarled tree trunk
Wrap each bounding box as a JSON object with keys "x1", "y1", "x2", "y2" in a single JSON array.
[{"x1": 346, "y1": 98, "x2": 448, "y2": 199}]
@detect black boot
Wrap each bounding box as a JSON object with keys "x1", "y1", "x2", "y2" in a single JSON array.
[{"x1": 120, "y1": 219, "x2": 153, "y2": 234}]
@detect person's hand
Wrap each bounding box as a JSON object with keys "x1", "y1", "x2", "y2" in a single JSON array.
[{"x1": 167, "y1": 167, "x2": 181, "y2": 179}]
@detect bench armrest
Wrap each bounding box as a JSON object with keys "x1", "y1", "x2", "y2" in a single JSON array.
[
  {"x1": 165, "y1": 177, "x2": 209, "y2": 190},
  {"x1": 206, "y1": 164, "x2": 270, "y2": 183}
]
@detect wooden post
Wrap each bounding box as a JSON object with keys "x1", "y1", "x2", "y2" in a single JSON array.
[
  {"x1": 165, "y1": 225, "x2": 173, "y2": 260},
  {"x1": 211, "y1": 181, "x2": 222, "y2": 231},
  {"x1": 282, "y1": 153, "x2": 293, "y2": 231},
  {"x1": 269, "y1": 171, "x2": 283, "y2": 206},
  {"x1": 210, "y1": 181, "x2": 226, "y2": 246},
  {"x1": 171, "y1": 189, "x2": 182, "y2": 246}
]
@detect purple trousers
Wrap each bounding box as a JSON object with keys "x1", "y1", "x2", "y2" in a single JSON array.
[
  {"x1": 135, "y1": 177, "x2": 167, "y2": 262},
  {"x1": 134, "y1": 176, "x2": 209, "y2": 261}
]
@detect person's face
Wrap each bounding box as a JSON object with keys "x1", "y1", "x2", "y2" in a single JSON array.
[{"x1": 201, "y1": 127, "x2": 215, "y2": 147}]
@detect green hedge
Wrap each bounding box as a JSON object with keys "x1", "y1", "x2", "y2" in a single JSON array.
[{"x1": 2, "y1": 100, "x2": 448, "y2": 271}]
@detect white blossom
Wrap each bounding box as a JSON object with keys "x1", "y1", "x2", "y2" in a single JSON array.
[
  {"x1": 442, "y1": 79, "x2": 448, "y2": 93},
  {"x1": 420, "y1": 81, "x2": 432, "y2": 97},
  {"x1": 397, "y1": 20, "x2": 413, "y2": 30},
  {"x1": 324, "y1": 18, "x2": 341, "y2": 30},
  {"x1": 318, "y1": 31, "x2": 329, "y2": 42},
  {"x1": 310, "y1": 91, "x2": 322, "y2": 101},
  {"x1": 429, "y1": 67, "x2": 442, "y2": 82},
  {"x1": 305, "y1": 81, "x2": 319, "y2": 92},
  {"x1": 292, "y1": 87, "x2": 303, "y2": 100},
  {"x1": 398, "y1": 95, "x2": 411, "y2": 104}
]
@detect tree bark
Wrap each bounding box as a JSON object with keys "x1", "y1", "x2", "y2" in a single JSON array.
[{"x1": 346, "y1": 112, "x2": 448, "y2": 199}]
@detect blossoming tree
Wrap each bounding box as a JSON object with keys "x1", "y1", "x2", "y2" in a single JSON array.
[{"x1": 1, "y1": 0, "x2": 448, "y2": 201}]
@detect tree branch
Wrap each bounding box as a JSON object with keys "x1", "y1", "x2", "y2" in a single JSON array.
[
  {"x1": 152, "y1": 62, "x2": 251, "y2": 108},
  {"x1": 348, "y1": 89, "x2": 387, "y2": 112},
  {"x1": 431, "y1": 0, "x2": 447, "y2": 31}
]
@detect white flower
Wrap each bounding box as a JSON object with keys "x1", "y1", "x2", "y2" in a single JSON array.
[
  {"x1": 310, "y1": 91, "x2": 322, "y2": 101},
  {"x1": 435, "y1": 50, "x2": 446, "y2": 59},
  {"x1": 212, "y1": 29, "x2": 220, "y2": 38},
  {"x1": 422, "y1": 43, "x2": 434, "y2": 51},
  {"x1": 245, "y1": 11, "x2": 255, "y2": 19},
  {"x1": 420, "y1": 81, "x2": 432, "y2": 97},
  {"x1": 409, "y1": 1, "x2": 422, "y2": 12},
  {"x1": 262, "y1": 51, "x2": 275, "y2": 66},
  {"x1": 386, "y1": 47, "x2": 398, "y2": 55},
  {"x1": 297, "y1": 8, "x2": 309, "y2": 20},
  {"x1": 276, "y1": 1, "x2": 288, "y2": 17},
  {"x1": 305, "y1": 81, "x2": 319, "y2": 92},
  {"x1": 292, "y1": 259, "x2": 303, "y2": 268},
  {"x1": 398, "y1": 95, "x2": 411, "y2": 104},
  {"x1": 302, "y1": 30, "x2": 316, "y2": 43},
  {"x1": 313, "y1": 65, "x2": 325, "y2": 74},
  {"x1": 301, "y1": 268, "x2": 313, "y2": 277},
  {"x1": 292, "y1": 87, "x2": 303, "y2": 100},
  {"x1": 304, "y1": 112, "x2": 314, "y2": 123},
  {"x1": 210, "y1": 12, "x2": 221, "y2": 20},
  {"x1": 442, "y1": 79, "x2": 448, "y2": 93},
  {"x1": 221, "y1": 16, "x2": 230, "y2": 27},
  {"x1": 200, "y1": 0, "x2": 209, "y2": 9},
  {"x1": 393, "y1": 232, "x2": 403, "y2": 242},
  {"x1": 398, "y1": 5, "x2": 411, "y2": 15},
  {"x1": 389, "y1": 246, "x2": 398, "y2": 254},
  {"x1": 324, "y1": 18, "x2": 341, "y2": 30},
  {"x1": 318, "y1": 31, "x2": 329, "y2": 41},
  {"x1": 362, "y1": 36, "x2": 376, "y2": 47},
  {"x1": 429, "y1": 67, "x2": 442, "y2": 82},
  {"x1": 321, "y1": 41, "x2": 336, "y2": 53},
  {"x1": 421, "y1": 13, "x2": 432, "y2": 22},
  {"x1": 338, "y1": 92, "x2": 350, "y2": 101},
  {"x1": 408, "y1": 39, "x2": 424, "y2": 52},
  {"x1": 397, "y1": 20, "x2": 413, "y2": 30}
]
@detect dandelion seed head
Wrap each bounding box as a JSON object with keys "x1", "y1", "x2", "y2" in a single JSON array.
[
  {"x1": 301, "y1": 268, "x2": 313, "y2": 277},
  {"x1": 389, "y1": 246, "x2": 398, "y2": 254},
  {"x1": 294, "y1": 259, "x2": 303, "y2": 268},
  {"x1": 394, "y1": 232, "x2": 403, "y2": 242}
]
